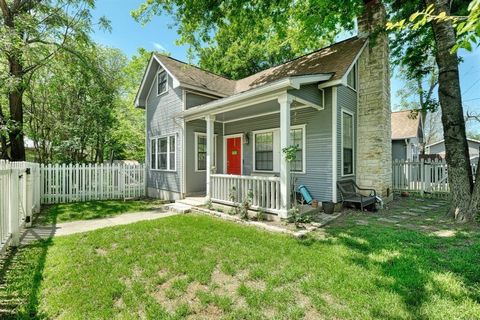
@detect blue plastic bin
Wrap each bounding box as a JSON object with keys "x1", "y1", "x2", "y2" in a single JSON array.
[{"x1": 298, "y1": 185, "x2": 313, "y2": 204}]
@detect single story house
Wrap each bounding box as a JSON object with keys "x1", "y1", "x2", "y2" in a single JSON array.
[
  {"x1": 426, "y1": 138, "x2": 480, "y2": 162},
  {"x1": 391, "y1": 110, "x2": 423, "y2": 161},
  {"x1": 135, "y1": 0, "x2": 392, "y2": 218}
]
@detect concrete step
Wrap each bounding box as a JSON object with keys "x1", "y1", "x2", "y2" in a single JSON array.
[
  {"x1": 166, "y1": 203, "x2": 192, "y2": 214},
  {"x1": 175, "y1": 197, "x2": 207, "y2": 207}
]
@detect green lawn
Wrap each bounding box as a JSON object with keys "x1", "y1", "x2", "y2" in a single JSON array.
[
  {"x1": 38, "y1": 199, "x2": 168, "y2": 224},
  {"x1": 1, "y1": 198, "x2": 480, "y2": 319}
]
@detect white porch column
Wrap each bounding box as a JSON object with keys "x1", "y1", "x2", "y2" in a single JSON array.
[
  {"x1": 205, "y1": 115, "x2": 215, "y2": 200},
  {"x1": 278, "y1": 94, "x2": 293, "y2": 218}
]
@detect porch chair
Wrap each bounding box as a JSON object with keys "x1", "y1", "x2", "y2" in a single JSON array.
[{"x1": 337, "y1": 180, "x2": 377, "y2": 211}]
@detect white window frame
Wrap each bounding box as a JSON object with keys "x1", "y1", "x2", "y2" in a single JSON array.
[
  {"x1": 157, "y1": 70, "x2": 168, "y2": 96},
  {"x1": 252, "y1": 124, "x2": 306, "y2": 174},
  {"x1": 195, "y1": 132, "x2": 218, "y2": 172},
  {"x1": 341, "y1": 109, "x2": 355, "y2": 177},
  {"x1": 150, "y1": 134, "x2": 176, "y2": 172},
  {"x1": 346, "y1": 63, "x2": 358, "y2": 91}
]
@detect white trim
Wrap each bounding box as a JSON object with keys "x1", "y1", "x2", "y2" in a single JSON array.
[
  {"x1": 194, "y1": 132, "x2": 218, "y2": 172},
  {"x1": 251, "y1": 124, "x2": 307, "y2": 174},
  {"x1": 135, "y1": 55, "x2": 181, "y2": 107},
  {"x1": 181, "y1": 83, "x2": 228, "y2": 98},
  {"x1": 182, "y1": 119, "x2": 187, "y2": 196},
  {"x1": 345, "y1": 63, "x2": 358, "y2": 92},
  {"x1": 156, "y1": 71, "x2": 168, "y2": 96},
  {"x1": 182, "y1": 74, "x2": 332, "y2": 120},
  {"x1": 318, "y1": 40, "x2": 369, "y2": 91},
  {"x1": 223, "y1": 134, "x2": 244, "y2": 175},
  {"x1": 150, "y1": 134, "x2": 177, "y2": 172},
  {"x1": 221, "y1": 104, "x2": 317, "y2": 124},
  {"x1": 332, "y1": 87, "x2": 338, "y2": 202},
  {"x1": 184, "y1": 89, "x2": 223, "y2": 100},
  {"x1": 341, "y1": 108, "x2": 355, "y2": 177}
]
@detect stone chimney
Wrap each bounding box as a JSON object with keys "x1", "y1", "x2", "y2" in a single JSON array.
[{"x1": 356, "y1": 0, "x2": 393, "y2": 201}]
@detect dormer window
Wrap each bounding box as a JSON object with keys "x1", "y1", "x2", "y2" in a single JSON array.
[{"x1": 157, "y1": 71, "x2": 168, "y2": 95}]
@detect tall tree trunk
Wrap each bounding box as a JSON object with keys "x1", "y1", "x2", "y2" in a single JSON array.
[
  {"x1": 427, "y1": 0, "x2": 475, "y2": 222},
  {"x1": 8, "y1": 83, "x2": 26, "y2": 161},
  {"x1": 1, "y1": 1, "x2": 26, "y2": 161}
]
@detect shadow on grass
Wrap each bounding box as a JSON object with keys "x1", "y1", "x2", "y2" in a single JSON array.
[
  {"x1": 0, "y1": 210, "x2": 58, "y2": 319},
  {"x1": 40, "y1": 199, "x2": 167, "y2": 224},
  {"x1": 324, "y1": 213, "x2": 480, "y2": 318}
]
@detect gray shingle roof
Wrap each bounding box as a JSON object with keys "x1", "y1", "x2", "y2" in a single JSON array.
[{"x1": 155, "y1": 36, "x2": 367, "y2": 97}]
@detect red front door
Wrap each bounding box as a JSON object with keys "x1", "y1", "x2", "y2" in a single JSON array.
[{"x1": 226, "y1": 137, "x2": 242, "y2": 175}]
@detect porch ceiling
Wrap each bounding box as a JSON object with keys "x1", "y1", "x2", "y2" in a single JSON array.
[{"x1": 195, "y1": 99, "x2": 304, "y2": 123}]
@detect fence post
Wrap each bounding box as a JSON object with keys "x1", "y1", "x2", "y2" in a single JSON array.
[
  {"x1": 25, "y1": 169, "x2": 33, "y2": 227},
  {"x1": 9, "y1": 169, "x2": 20, "y2": 247}
]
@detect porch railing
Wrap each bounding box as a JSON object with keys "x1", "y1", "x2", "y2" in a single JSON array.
[{"x1": 211, "y1": 174, "x2": 281, "y2": 213}]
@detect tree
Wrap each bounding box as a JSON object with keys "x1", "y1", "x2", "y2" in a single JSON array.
[
  {"x1": 0, "y1": 0, "x2": 109, "y2": 160},
  {"x1": 132, "y1": 0, "x2": 362, "y2": 79},
  {"x1": 388, "y1": 0, "x2": 477, "y2": 222}
]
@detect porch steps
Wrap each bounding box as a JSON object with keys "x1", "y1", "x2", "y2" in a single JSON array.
[
  {"x1": 166, "y1": 203, "x2": 193, "y2": 214},
  {"x1": 175, "y1": 197, "x2": 207, "y2": 207}
]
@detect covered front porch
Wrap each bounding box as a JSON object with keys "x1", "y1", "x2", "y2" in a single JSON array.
[{"x1": 182, "y1": 77, "x2": 331, "y2": 218}]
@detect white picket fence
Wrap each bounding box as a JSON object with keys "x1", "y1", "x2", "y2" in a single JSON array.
[
  {"x1": 0, "y1": 160, "x2": 41, "y2": 252},
  {"x1": 392, "y1": 159, "x2": 478, "y2": 196},
  {"x1": 40, "y1": 163, "x2": 146, "y2": 204}
]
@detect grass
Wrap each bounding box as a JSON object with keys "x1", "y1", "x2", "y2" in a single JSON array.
[
  {"x1": 38, "y1": 199, "x2": 168, "y2": 224},
  {"x1": 1, "y1": 197, "x2": 480, "y2": 319}
]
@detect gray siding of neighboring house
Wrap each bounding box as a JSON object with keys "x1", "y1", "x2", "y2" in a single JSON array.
[
  {"x1": 184, "y1": 120, "x2": 224, "y2": 195},
  {"x1": 220, "y1": 88, "x2": 334, "y2": 202},
  {"x1": 336, "y1": 86, "x2": 357, "y2": 201},
  {"x1": 185, "y1": 92, "x2": 218, "y2": 109},
  {"x1": 392, "y1": 140, "x2": 407, "y2": 160},
  {"x1": 429, "y1": 140, "x2": 480, "y2": 159},
  {"x1": 145, "y1": 65, "x2": 184, "y2": 198},
  {"x1": 288, "y1": 84, "x2": 325, "y2": 107}
]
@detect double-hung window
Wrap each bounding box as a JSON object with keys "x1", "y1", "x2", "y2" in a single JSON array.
[
  {"x1": 195, "y1": 133, "x2": 217, "y2": 171},
  {"x1": 151, "y1": 135, "x2": 176, "y2": 171},
  {"x1": 253, "y1": 125, "x2": 306, "y2": 173},
  {"x1": 290, "y1": 128, "x2": 304, "y2": 172},
  {"x1": 157, "y1": 71, "x2": 168, "y2": 95},
  {"x1": 254, "y1": 132, "x2": 274, "y2": 171},
  {"x1": 342, "y1": 111, "x2": 354, "y2": 176}
]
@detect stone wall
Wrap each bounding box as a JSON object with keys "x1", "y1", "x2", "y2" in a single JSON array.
[{"x1": 356, "y1": 0, "x2": 393, "y2": 201}]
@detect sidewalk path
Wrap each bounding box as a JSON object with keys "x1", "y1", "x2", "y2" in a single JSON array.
[{"x1": 20, "y1": 208, "x2": 177, "y2": 243}]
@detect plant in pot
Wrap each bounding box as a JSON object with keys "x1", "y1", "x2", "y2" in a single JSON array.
[{"x1": 322, "y1": 201, "x2": 335, "y2": 215}]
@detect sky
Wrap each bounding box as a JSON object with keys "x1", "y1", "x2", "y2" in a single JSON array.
[{"x1": 91, "y1": 0, "x2": 480, "y2": 131}]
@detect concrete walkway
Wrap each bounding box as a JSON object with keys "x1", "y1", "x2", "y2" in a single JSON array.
[{"x1": 20, "y1": 208, "x2": 177, "y2": 244}]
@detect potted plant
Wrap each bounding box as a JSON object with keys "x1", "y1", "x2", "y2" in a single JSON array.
[{"x1": 322, "y1": 201, "x2": 335, "y2": 214}]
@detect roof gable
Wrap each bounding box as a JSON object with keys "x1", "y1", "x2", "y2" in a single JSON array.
[
  {"x1": 391, "y1": 110, "x2": 423, "y2": 140},
  {"x1": 136, "y1": 36, "x2": 367, "y2": 107}
]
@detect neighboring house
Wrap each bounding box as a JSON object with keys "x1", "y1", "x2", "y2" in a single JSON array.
[
  {"x1": 135, "y1": 0, "x2": 392, "y2": 218},
  {"x1": 391, "y1": 110, "x2": 424, "y2": 161},
  {"x1": 24, "y1": 136, "x2": 37, "y2": 162},
  {"x1": 426, "y1": 138, "x2": 480, "y2": 162}
]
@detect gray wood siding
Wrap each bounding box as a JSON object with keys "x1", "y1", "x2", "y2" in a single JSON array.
[
  {"x1": 392, "y1": 140, "x2": 407, "y2": 160},
  {"x1": 185, "y1": 92, "x2": 217, "y2": 109},
  {"x1": 288, "y1": 84, "x2": 324, "y2": 107},
  {"x1": 146, "y1": 66, "x2": 183, "y2": 194},
  {"x1": 337, "y1": 86, "x2": 357, "y2": 190},
  {"x1": 185, "y1": 120, "x2": 223, "y2": 194},
  {"x1": 222, "y1": 88, "x2": 334, "y2": 202}
]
